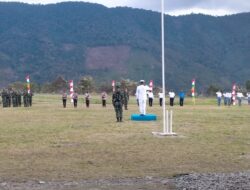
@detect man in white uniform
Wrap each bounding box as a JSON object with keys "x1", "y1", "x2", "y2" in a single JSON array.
[{"x1": 136, "y1": 80, "x2": 147, "y2": 115}]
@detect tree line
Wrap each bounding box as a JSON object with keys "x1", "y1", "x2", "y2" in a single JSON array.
[{"x1": 5, "y1": 76, "x2": 250, "y2": 96}]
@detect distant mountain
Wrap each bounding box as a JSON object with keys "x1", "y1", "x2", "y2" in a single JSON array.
[{"x1": 0, "y1": 2, "x2": 250, "y2": 91}]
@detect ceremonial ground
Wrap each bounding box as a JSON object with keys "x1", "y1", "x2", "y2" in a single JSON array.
[{"x1": 0, "y1": 94, "x2": 249, "y2": 189}]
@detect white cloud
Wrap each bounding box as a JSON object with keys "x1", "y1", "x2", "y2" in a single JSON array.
[{"x1": 168, "y1": 7, "x2": 238, "y2": 16}]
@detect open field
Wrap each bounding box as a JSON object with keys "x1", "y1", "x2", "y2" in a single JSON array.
[{"x1": 0, "y1": 94, "x2": 250, "y2": 189}]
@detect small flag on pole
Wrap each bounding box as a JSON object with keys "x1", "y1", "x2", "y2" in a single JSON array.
[
  {"x1": 191, "y1": 79, "x2": 195, "y2": 104},
  {"x1": 69, "y1": 80, "x2": 74, "y2": 103},
  {"x1": 149, "y1": 80, "x2": 153, "y2": 90},
  {"x1": 26, "y1": 75, "x2": 31, "y2": 94},
  {"x1": 112, "y1": 80, "x2": 115, "y2": 92}
]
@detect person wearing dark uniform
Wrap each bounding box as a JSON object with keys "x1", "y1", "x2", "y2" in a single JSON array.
[
  {"x1": 169, "y1": 90, "x2": 175, "y2": 106},
  {"x1": 123, "y1": 88, "x2": 129, "y2": 110},
  {"x1": 147, "y1": 90, "x2": 154, "y2": 107},
  {"x1": 179, "y1": 90, "x2": 185, "y2": 106},
  {"x1": 62, "y1": 91, "x2": 67, "y2": 108},
  {"x1": 28, "y1": 91, "x2": 33, "y2": 107},
  {"x1": 85, "y1": 92, "x2": 90, "y2": 108},
  {"x1": 112, "y1": 83, "x2": 124, "y2": 122},
  {"x1": 72, "y1": 92, "x2": 78, "y2": 108}
]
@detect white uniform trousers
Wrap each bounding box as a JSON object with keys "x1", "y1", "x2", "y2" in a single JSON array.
[{"x1": 139, "y1": 99, "x2": 146, "y2": 115}]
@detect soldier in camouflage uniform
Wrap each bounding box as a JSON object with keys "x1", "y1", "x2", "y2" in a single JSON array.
[
  {"x1": 6, "y1": 89, "x2": 11, "y2": 107},
  {"x1": 23, "y1": 90, "x2": 28, "y2": 107},
  {"x1": 112, "y1": 83, "x2": 124, "y2": 122},
  {"x1": 11, "y1": 90, "x2": 18, "y2": 107},
  {"x1": 17, "y1": 90, "x2": 22, "y2": 107},
  {"x1": 1, "y1": 89, "x2": 7, "y2": 107},
  {"x1": 123, "y1": 88, "x2": 129, "y2": 110},
  {"x1": 28, "y1": 91, "x2": 33, "y2": 107}
]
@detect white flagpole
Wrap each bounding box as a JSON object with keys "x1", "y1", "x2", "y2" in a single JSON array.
[
  {"x1": 161, "y1": 0, "x2": 166, "y2": 133},
  {"x1": 152, "y1": 0, "x2": 176, "y2": 136}
]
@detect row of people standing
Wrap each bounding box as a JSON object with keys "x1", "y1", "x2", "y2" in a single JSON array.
[
  {"x1": 1, "y1": 89, "x2": 33, "y2": 108},
  {"x1": 146, "y1": 90, "x2": 185, "y2": 107},
  {"x1": 216, "y1": 91, "x2": 250, "y2": 106},
  {"x1": 61, "y1": 90, "x2": 129, "y2": 110}
]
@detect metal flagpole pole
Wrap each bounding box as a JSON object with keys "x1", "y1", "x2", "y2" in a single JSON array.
[
  {"x1": 152, "y1": 0, "x2": 176, "y2": 136},
  {"x1": 161, "y1": 0, "x2": 166, "y2": 134}
]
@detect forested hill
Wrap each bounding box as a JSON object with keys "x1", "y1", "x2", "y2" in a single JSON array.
[{"x1": 0, "y1": 2, "x2": 250, "y2": 91}]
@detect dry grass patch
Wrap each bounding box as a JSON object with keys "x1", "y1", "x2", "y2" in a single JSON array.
[{"x1": 0, "y1": 94, "x2": 250, "y2": 181}]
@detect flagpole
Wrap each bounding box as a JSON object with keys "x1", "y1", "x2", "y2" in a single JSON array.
[
  {"x1": 161, "y1": 0, "x2": 166, "y2": 133},
  {"x1": 152, "y1": 0, "x2": 176, "y2": 136}
]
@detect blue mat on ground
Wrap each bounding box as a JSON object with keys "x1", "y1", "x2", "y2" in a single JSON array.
[{"x1": 131, "y1": 114, "x2": 157, "y2": 121}]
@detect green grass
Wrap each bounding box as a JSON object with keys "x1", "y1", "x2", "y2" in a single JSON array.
[{"x1": 0, "y1": 94, "x2": 250, "y2": 181}]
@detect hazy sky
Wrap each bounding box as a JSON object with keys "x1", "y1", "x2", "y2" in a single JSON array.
[{"x1": 1, "y1": 0, "x2": 250, "y2": 16}]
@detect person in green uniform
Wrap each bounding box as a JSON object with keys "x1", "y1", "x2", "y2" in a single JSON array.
[
  {"x1": 112, "y1": 83, "x2": 124, "y2": 122},
  {"x1": 1, "y1": 89, "x2": 7, "y2": 107},
  {"x1": 123, "y1": 88, "x2": 129, "y2": 110}
]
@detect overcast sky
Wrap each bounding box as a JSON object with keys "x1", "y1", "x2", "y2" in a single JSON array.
[{"x1": 1, "y1": 0, "x2": 250, "y2": 16}]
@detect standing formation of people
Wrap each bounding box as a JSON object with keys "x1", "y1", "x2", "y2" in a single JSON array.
[
  {"x1": 217, "y1": 91, "x2": 248, "y2": 106},
  {"x1": 1, "y1": 89, "x2": 32, "y2": 108}
]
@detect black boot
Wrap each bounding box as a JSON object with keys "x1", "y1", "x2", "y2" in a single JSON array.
[
  {"x1": 120, "y1": 117, "x2": 123, "y2": 122},
  {"x1": 117, "y1": 117, "x2": 119, "y2": 122}
]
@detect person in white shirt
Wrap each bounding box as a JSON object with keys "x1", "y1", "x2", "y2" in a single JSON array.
[
  {"x1": 136, "y1": 80, "x2": 147, "y2": 115},
  {"x1": 101, "y1": 91, "x2": 107, "y2": 107},
  {"x1": 169, "y1": 90, "x2": 175, "y2": 106},
  {"x1": 227, "y1": 92, "x2": 232, "y2": 106},
  {"x1": 158, "y1": 92, "x2": 163, "y2": 106},
  {"x1": 236, "y1": 92, "x2": 244, "y2": 106},
  {"x1": 247, "y1": 92, "x2": 250, "y2": 105},
  {"x1": 147, "y1": 90, "x2": 154, "y2": 107},
  {"x1": 216, "y1": 90, "x2": 222, "y2": 106}
]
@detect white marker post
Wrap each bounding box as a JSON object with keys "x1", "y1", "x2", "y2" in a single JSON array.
[{"x1": 152, "y1": 0, "x2": 176, "y2": 136}]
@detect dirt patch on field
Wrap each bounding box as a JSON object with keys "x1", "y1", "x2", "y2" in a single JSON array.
[{"x1": 85, "y1": 45, "x2": 130, "y2": 72}]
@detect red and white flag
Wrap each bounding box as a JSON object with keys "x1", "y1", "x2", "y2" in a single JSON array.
[
  {"x1": 69, "y1": 80, "x2": 74, "y2": 102},
  {"x1": 112, "y1": 80, "x2": 115, "y2": 92},
  {"x1": 149, "y1": 80, "x2": 153, "y2": 90}
]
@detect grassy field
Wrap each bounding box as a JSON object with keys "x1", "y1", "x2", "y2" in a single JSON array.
[{"x1": 0, "y1": 94, "x2": 250, "y2": 182}]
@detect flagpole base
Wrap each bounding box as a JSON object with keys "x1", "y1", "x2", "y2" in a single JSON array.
[{"x1": 152, "y1": 132, "x2": 177, "y2": 136}]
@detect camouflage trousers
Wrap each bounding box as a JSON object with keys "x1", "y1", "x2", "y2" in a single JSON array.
[{"x1": 114, "y1": 103, "x2": 123, "y2": 118}]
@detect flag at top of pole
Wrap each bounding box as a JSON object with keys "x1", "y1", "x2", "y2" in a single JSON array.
[{"x1": 26, "y1": 75, "x2": 31, "y2": 94}]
